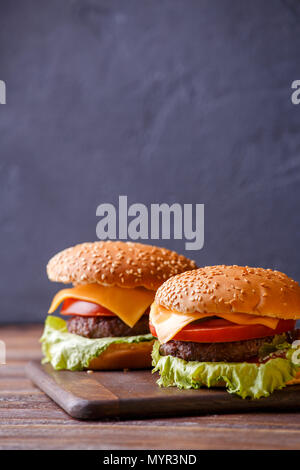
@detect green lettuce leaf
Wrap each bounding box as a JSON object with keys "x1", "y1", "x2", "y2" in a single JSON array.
[
  {"x1": 152, "y1": 340, "x2": 300, "y2": 399},
  {"x1": 41, "y1": 316, "x2": 154, "y2": 371},
  {"x1": 258, "y1": 333, "x2": 291, "y2": 360}
]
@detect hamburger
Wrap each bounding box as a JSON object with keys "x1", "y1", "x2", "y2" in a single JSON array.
[
  {"x1": 150, "y1": 265, "x2": 300, "y2": 399},
  {"x1": 41, "y1": 241, "x2": 196, "y2": 370}
]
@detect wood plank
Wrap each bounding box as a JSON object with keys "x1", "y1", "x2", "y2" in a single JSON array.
[
  {"x1": 1, "y1": 422, "x2": 300, "y2": 450},
  {"x1": 26, "y1": 360, "x2": 300, "y2": 420},
  {"x1": 1, "y1": 324, "x2": 300, "y2": 449}
]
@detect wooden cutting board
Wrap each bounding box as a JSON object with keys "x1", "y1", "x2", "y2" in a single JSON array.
[{"x1": 26, "y1": 360, "x2": 300, "y2": 420}]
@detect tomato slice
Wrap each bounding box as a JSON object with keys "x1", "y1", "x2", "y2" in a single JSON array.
[
  {"x1": 149, "y1": 318, "x2": 296, "y2": 343},
  {"x1": 60, "y1": 299, "x2": 116, "y2": 317}
]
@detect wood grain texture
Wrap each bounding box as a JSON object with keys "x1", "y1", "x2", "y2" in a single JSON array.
[
  {"x1": 27, "y1": 361, "x2": 300, "y2": 420},
  {"x1": 1, "y1": 325, "x2": 300, "y2": 449}
]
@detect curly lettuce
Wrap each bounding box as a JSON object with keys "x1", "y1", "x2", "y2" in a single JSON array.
[
  {"x1": 41, "y1": 315, "x2": 153, "y2": 371},
  {"x1": 152, "y1": 339, "x2": 300, "y2": 399}
]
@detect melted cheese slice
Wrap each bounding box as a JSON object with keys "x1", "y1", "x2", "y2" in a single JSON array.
[
  {"x1": 150, "y1": 302, "x2": 280, "y2": 344},
  {"x1": 48, "y1": 284, "x2": 155, "y2": 327}
]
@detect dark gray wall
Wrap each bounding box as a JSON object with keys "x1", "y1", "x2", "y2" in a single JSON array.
[{"x1": 1, "y1": 0, "x2": 300, "y2": 323}]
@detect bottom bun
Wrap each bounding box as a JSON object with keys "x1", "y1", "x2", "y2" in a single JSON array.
[
  {"x1": 87, "y1": 340, "x2": 155, "y2": 370},
  {"x1": 286, "y1": 371, "x2": 300, "y2": 386}
]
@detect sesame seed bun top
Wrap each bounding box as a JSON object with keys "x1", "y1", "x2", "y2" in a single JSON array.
[
  {"x1": 47, "y1": 241, "x2": 197, "y2": 291},
  {"x1": 155, "y1": 265, "x2": 300, "y2": 319}
]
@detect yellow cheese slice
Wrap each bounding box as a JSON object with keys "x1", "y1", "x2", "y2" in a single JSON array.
[
  {"x1": 149, "y1": 302, "x2": 280, "y2": 344},
  {"x1": 48, "y1": 284, "x2": 155, "y2": 328}
]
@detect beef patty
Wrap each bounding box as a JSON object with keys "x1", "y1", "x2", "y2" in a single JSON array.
[
  {"x1": 159, "y1": 335, "x2": 287, "y2": 363},
  {"x1": 67, "y1": 314, "x2": 150, "y2": 338}
]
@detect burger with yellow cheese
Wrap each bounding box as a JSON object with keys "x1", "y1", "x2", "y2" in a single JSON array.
[
  {"x1": 150, "y1": 265, "x2": 300, "y2": 399},
  {"x1": 41, "y1": 241, "x2": 196, "y2": 370}
]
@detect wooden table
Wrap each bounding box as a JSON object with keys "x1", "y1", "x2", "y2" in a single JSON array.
[{"x1": 1, "y1": 324, "x2": 300, "y2": 450}]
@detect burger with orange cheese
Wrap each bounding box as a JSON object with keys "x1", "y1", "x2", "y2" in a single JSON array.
[
  {"x1": 150, "y1": 265, "x2": 300, "y2": 399},
  {"x1": 41, "y1": 241, "x2": 196, "y2": 370}
]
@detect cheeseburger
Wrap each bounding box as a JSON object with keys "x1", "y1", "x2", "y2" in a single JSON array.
[
  {"x1": 41, "y1": 241, "x2": 196, "y2": 370},
  {"x1": 150, "y1": 265, "x2": 300, "y2": 399}
]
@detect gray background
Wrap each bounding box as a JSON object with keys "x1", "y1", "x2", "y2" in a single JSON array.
[{"x1": 1, "y1": 0, "x2": 300, "y2": 323}]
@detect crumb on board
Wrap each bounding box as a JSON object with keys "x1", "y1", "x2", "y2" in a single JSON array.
[{"x1": 87, "y1": 370, "x2": 94, "y2": 374}]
